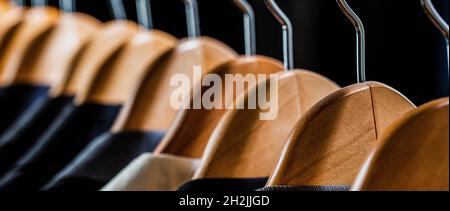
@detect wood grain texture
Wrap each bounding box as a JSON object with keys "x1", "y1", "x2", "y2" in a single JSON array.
[
  {"x1": 155, "y1": 55, "x2": 283, "y2": 158},
  {"x1": 352, "y1": 98, "x2": 449, "y2": 191},
  {"x1": 112, "y1": 37, "x2": 238, "y2": 132},
  {"x1": 77, "y1": 30, "x2": 177, "y2": 105},
  {"x1": 0, "y1": 7, "x2": 59, "y2": 86},
  {"x1": 13, "y1": 13, "x2": 100, "y2": 87},
  {"x1": 267, "y1": 82, "x2": 416, "y2": 187},
  {"x1": 51, "y1": 20, "x2": 140, "y2": 98},
  {"x1": 194, "y1": 70, "x2": 340, "y2": 179}
]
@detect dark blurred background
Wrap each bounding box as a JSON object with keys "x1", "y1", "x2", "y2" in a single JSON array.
[{"x1": 25, "y1": 0, "x2": 449, "y2": 105}]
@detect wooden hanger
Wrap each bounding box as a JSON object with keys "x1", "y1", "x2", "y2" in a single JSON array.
[
  {"x1": 352, "y1": 1, "x2": 449, "y2": 191},
  {"x1": 155, "y1": 0, "x2": 284, "y2": 158},
  {"x1": 74, "y1": 0, "x2": 178, "y2": 105},
  {"x1": 50, "y1": 21, "x2": 140, "y2": 99},
  {"x1": 351, "y1": 98, "x2": 449, "y2": 191},
  {"x1": 12, "y1": 11, "x2": 101, "y2": 88},
  {"x1": 192, "y1": 0, "x2": 340, "y2": 179},
  {"x1": 0, "y1": 5, "x2": 59, "y2": 87},
  {"x1": 0, "y1": 6, "x2": 24, "y2": 65},
  {"x1": 0, "y1": 0, "x2": 12, "y2": 15},
  {"x1": 266, "y1": 0, "x2": 416, "y2": 187},
  {"x1": 112, "y1": 0, "x2": 238, "y2": 132}
]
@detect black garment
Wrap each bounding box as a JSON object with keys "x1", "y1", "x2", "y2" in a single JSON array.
[
  {"x1": 0, "y1": 96, "x2": 74, "y2": 177},
  {"x1": 0, "y1": 102, "x2": 121, "y2": 191},
  {"x1": 42, "y1": 131, "x2": 165, "y2": 191},
  {"x1": 0, "y1": 84, "x2": 49, "y2": 135},
  {"x1": 178, "y1": 178, "x2": 269, "y2": 191},
  {"x1": 257, "y1": 185, "x2": 351, "y2": 192}
]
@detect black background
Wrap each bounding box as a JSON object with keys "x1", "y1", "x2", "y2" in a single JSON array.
[{"x1": 24, "y1": 0, "x2": 449, "y2": 105}]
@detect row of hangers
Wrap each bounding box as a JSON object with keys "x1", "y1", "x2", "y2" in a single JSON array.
[{"x1": 0, "y1": 0, "x2": 448, "y2": 190}]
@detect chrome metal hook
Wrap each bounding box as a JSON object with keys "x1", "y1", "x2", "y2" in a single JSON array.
[
  {"x1": 32, "y1": 0, "x2": 48, "y2": 7},
  {"x1": 232, "y1": 0, "x2": 256, "y2": 56},
  {"x1": 337, "y1": 0, "x2": 366, "y2": 83},
  {"x1": 264, "y1": 0, "x2": 294, "y2": 70},
  {"x1": 108, "y1": 0, "x2": 127, "y2": 20},
  {"x1": 421, "y1": 0, "x2": 449, "y2": 74},
  {"x1": 59, "y1": 0, "x2": 76, "y2": 13},
  {"x1": 181, "y1": 0, "x2": 200, "y2": 38},
  {"x1": 136, "y1": 0, "x2": 153, "y2": 29}
]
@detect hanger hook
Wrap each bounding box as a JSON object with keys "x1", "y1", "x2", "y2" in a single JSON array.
[
  {"x1": 337, "y1": 0, "x2": 366, "y2": 83},
  {"x1": 32, "y1": 0, "x2": 48, "y2": 7},
  {"x1": 232, "y1": 0, "x2": 256, "y2": 56},
  {"x1": 108, "y1": 0, "x2": 127, "y2": 20},
  {"x1": 181, "y1": 0, "x2": 201, "y2": 38},
  {"x1": 59, "y1": 0, "x2": 76, "y2": 13},
  {"x1": 136, "y1": 0, "x2": 153, "y2": 29},
  {"x1": 15, "y1": 0, "x2": 25, "y2": 6},
  {"x1": 421, "y1": 0, "x2": 449, "y2": 75},
  {"x1": 264, "y1": 0, "x2": 294, "y2": 70}
]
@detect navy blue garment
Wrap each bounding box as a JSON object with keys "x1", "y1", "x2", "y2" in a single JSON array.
[
  {"x1": 0, "y1": 84, "x2": 49, "y2": 135},
  {"x1": 42, "y1": 131, "x2": 165, "y2": 191},
  {"x1": 178, "y1": 178, "x2": 269, "y2": 191},
  {"x1": 0, "y1": 102, "x2": 121, "y2": 191},
  {"x1": 0, "y1": 96, "x2": 74, "y2": 177}
]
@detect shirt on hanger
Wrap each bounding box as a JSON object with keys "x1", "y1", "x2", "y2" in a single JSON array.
[
  {"x1": 177, "y1": 178, "x2": 269, "y2": 192},
  {"x1": 0, "y1": 84, "x2": 49, "y2": 135},
  {"x1": 102, "y1": 153, "x2": 201, "y2": 191},
  {"x1": 0, "y1": 102, "x2": 121, "y2": 191},
  {"x1": 0, "y1": 95, "x2": 74, "y2": 178},
  {"x1": 257, "y1": 186, "x2": 351, "y2": 192},
  {"x1": 42, "y1": 131, "x2": 165, "y2": 191}
]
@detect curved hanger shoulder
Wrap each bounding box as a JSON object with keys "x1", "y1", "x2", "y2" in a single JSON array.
[
  {"x1": 193, "y1": 70, "x2": 340, "y2": 179},
  {"x1": 112, "y1": 36, "x2": 238, "y2": 132},
  {"x1": 76, "y1": 29, "x2": 177, "y2": 105},
  {"x1": 267, "y1": 82, "x2": 416, "y2": 187},
  {"x1": 52, "y1": 20, "x2": 140, "y2": 98},
  {"x1": 0, "y1": 7, "x2": 23, "y2": 47},
  {"x1": 13, "y1": 12, "x2": 100, "y2": 87},
  {"x1": 0, "y1": 7, "x2": 59, "y2": 86},
  {"x1": 154, "y1": 55, "x2": 283, "y2": 158},
  {"x1": 352, "y1": 98, "x2": 449, "y2": 191}
]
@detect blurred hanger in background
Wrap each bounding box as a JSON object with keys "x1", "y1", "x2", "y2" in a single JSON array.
[
  {"x1": 154, "y1": 0, "x2": 284, "y2": 158},
  {"x1": 112, "y1": 0, "x2": 237, "y2": 134},
  {"x1": 266, "y1": 0, "x2": 416, "y2": 189}
]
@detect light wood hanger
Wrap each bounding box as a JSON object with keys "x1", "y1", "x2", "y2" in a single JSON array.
[
  {"x1": 0, "y1": 7, "x2": 24, "y2": 67},
  {"x1": 112, "y1": 0, "x2": 237, "y2": 132},
  {"x1": 192, "y1": 0, "x2": 340, "y2": 179},
  {"x1": 74, "y1": 0, "x2": 177, "y2": 105},
  {"x1": 266, "y1": 0, "x2": 416, "y2": 187},
  {"x1": 154, "y1": 0, "x2": 283, "y2": 158},
  {"x1": 50, "y1": 1, "x2": 141, "y2": 99},
  {"x1": 12, "y1": 1, "x2": 101, "y2": 89},
  {"x1": 351, "y1": 98, "x2": 449, "y2": 191},
  {"x1": 352, "y1": 0, "x2": 449, "y2": 191},
  {"x1": 0, "y1": 4, "x2": 59, "y2": 87},
  {"x1": 0, "y1": 0, "x2": 12, "y2": 15}
]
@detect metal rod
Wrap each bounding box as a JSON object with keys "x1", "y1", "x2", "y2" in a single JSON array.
[
  {"x1": 59, "y1": 0, "x2": 76, "y2": 13},
  {"x1": 232, "y1": 0, "x2": 256, "y2": 56},
  {"x1": 264, "y1": 0, "x2": 294, "y2": 70},
  {"x1": 136, "y1": 0, "x2": 153, "y2": 29},
  {"x1": 32, "y1": 0, "x2": 48, "y2": 7},
  {"x1": 181, "y1": 0, "x2": 201, "y2": 38},
  {"x1": 421, "y1": 0, "x2": 449, "y2": 76},
  {"x1": 108, "y1": 0, "x2": 127, "y2": 20},
  {"x1": 337, "y1": 0, "x2": 366, "y2": 83}
]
